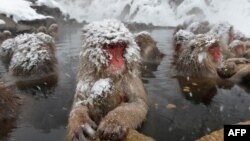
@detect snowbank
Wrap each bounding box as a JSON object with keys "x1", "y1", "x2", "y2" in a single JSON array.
[{"x1": 0, "y1": 0, "x2": 51, "y2": 22}]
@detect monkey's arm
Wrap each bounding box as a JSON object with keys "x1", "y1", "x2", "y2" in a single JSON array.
[
  {"x1": 67, "y1": 97, "x2": 97, "y2": 141},
  {"x1": 98, "y1": 76, "x2": 148, "y2": 140},
  {"x1": 230, "y1": 65, "x2": 250, "y2": 83}
]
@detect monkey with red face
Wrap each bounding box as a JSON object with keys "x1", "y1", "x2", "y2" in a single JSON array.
[
  {"x1": 67, "y1": 19, "x2": 148, "y2": 141},
  {"x1": 176, "y1": 34, "x2": 223, "y2": 78}
]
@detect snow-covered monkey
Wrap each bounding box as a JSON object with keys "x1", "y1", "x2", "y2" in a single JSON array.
[{"x1": 67, "y1": 19, "x2": 148, "y2": 141}]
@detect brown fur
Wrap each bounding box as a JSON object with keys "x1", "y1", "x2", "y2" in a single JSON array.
[
  {"x1": 67, "y1": 47, "x2": 148, "y2": 140},
  {"x1": 37, "y1": 26, "x2": 47, "y2": 33},
  {"x1": 217, "y1": 58, "x2": 250, "y2": 83},
  {"x1": 0, "y1": 30, "x2": 11, "y2": 44},
  {"x1": 48, "y1": 23, "x2": 58, "y2": 38},
  {"x1": 176, "y1": 34, "x2": 221, "y2": 78},
  {"x1": 197, "y1": 121, "x2": 250, "y2": 141},
  {"x1": 134, "y1": 32, "x2": 164, "y2": 65},
  {"x1": 10, "y1": 43, "x2": 57, "y2": 76},
  {"x1": 0, "y1": 82, "x2": 20, "y2": 120}
]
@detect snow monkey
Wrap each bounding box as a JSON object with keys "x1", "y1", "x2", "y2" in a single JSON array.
[
  {"x1": 67, "y1": 19, "x2": 148, "y2": 141},
  {"x1": 0, "y1": 32, "x2": 58, "y2": 89},
  {"x1": 134, "y1": 31, "x2": 164, "y2": 65},
  {"x1": 217, "y1": 58, "x2": 250, "y2": 83},
  {"x1": 172, "y1": 29, "x2": 194, "y2": 62},
  {"x1": 176, "y1": 34, "x2": 223, "y2": 78},
  {"x1": 37, "y1": 23, "x2": 58, "y2": 38}
]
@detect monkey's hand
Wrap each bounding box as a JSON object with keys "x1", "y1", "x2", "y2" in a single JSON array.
[
  {"x1": 98, "y1": 119, "x2": 128, "y2": 141},
  {"x1": 67, "y1": 107, "x2": 97, "y2": 141}
]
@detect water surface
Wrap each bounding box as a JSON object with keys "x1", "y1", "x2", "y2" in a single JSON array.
[{"x1": 1, "y1": 25, "x2": 250, "y2": 141}]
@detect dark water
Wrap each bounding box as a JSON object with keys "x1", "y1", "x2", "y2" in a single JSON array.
[{"x1": 1, "y1": 25, "x2": 250, "y2": 141}]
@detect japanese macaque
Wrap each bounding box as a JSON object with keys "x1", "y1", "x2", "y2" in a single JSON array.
[
  {"x1": 209, "y1": 22, "x2": 234, "y2": 45},
  {"x1": 37, "y1": 23, "x2": 58, "y2": 38},
  {"x1": 37, "y1": 25, "x2": 47, "y2": 33},
  {"x1": 229, "y1": 40, "x2": 245, "y2": 57},
  {"x1": 48, "y1": 23, "x2": 58, "y2": 38},
  {"x1": 0, "y1": 30, "x2": 12, "y2": 43},
  {"x1": 0, "y1": 81, "x2": 20, "y2": 120},
  {"x1": 67, "y1": 19, "x2": 148, "y2": 141},
  {"x1": 134, "y1": 31, "x2": 164, "y2": 65},
  {"x1": 176, "y1": 34, "x2": 222, "y2": 78},
  {"x1": 217, "y1": 58, "x2": 250, "y2": 83},
  {"x1": 134, "y1": 31, "x2": 164, "y2": 77},
  {"x1": 0, "y1": 33, "x2": 58, "y2": 89},
  {"x1": 172, "y1": 29, "x2": 194, "y2": 62},
  {"x1": 186, "y1": 20, "x2": 211, "y2": 34}
]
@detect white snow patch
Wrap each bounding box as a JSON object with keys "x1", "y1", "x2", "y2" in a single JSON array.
[
  {"x1": 54, "y1": 0, "x2": 178, "y2": 26},
  {"x1": 0, "y1": 19, "x2": 5, "y2": 25},
  {"x1": 91, "y1": 78, "x2": 112, "y2": 95},
  {"x1": 76, "y1": 80, "x2": 90, "y2": 93},
  {"x1": 198, "y1": 52, "x2": 207, "y2": 63},
  {"x1": 0, "y1": 39, "x2": 16, "y2": 58},
  {"x1": 135, "y1": 31, "x2": 151, "y2": 37},
  {"x1": 37, "y1": 0, "x2": 60, "y2": 8},
  {"x1": 174, "y1": 29, "x2": 194, "y2": 44},
  {"x1": 0, "y1": 0, "x2": 51, "y2": 22},
  {"x1": 75, "y1": 78, "x2": 113, "y2": 105},
  {"x1": 36, "y1": 0, "x2": 66, "y2": 14},
  {"x1": 209, "y1": 22, "x2": 232, "y2": 38}
]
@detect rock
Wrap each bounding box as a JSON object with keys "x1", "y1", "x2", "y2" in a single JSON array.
[
  {"x1": 197, "y1": 121, "x2": 250, "y2": 141},
  {"x1": 94, "y1": 129, "x2": 155, "y2": 141}
]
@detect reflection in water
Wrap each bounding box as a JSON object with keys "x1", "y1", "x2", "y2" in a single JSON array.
[
  {"x1": 175, "y1": 76, "x2": 235, "y2": 105},
  {"x1": 0, "y1": 26, "x2": 250, "y2": 141},
  {"x1": 0, "y1": 119, "x2": 16, "y2": 140},
  {"x1": 176, "y1": 76, "x2": 218, "y2": 105}
]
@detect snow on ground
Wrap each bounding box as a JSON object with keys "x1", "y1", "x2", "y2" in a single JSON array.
[
  {"x1": 0, "y1": 19, "x2": 5, "y2": 25},
  {"x1": 52, "y1": 0, "x2": 250, "y2": 36},
  {"x1": 1, "y1": 0, "x2": 250, "y2": 36},
  {"x1": 0, "y1": 0, "x2": 51, "y2": 22},
  {"x1": 36, "y1": 0, "x2": 60, "y2": 8}
]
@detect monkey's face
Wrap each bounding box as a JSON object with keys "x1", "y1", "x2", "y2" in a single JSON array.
[
  {"x1": 207, "y1": 43, "x2": 222, "y2": 63},
  {"x1": 81, "y1": 19, "x2": 141, "y2": 76},
  {"x1": 174, "y1": 30, "x2": 194, "y2": 54},
  {"x1": 103, "y1": 42, "x2": 127, "y2": 74}
]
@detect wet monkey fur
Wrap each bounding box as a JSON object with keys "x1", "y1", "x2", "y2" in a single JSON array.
[{"x1": 67, "y1": 19, "x2": 148, "y2": 141}]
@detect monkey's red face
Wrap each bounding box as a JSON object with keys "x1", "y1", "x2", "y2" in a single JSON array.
[
  {"x1": 208, "y1": 44, "x2": 222, "y2": 63},
  {"x1": 103, "y1": 42, "x2": 127, "y2": 73}
]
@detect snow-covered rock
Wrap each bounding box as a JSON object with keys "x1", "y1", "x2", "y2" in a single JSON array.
[{"x1": 0, "y1": 0, "x2": 52, "y2": 22}]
